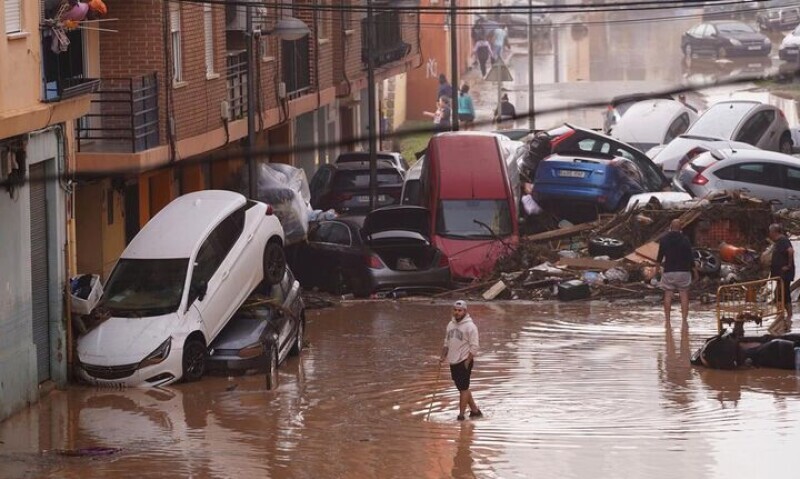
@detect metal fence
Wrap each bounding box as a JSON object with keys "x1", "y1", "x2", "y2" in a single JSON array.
[
  {"x1": 716, "y1": 277, "x2": 786, "y2": 333},
  {"x1": 226, "y1": 51, "x2": 248, "y2": 121}
]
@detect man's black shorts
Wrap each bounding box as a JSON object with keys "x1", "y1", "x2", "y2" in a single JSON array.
[{"x1": 449, "y1": 359, "x2": 473, "y2": 391}]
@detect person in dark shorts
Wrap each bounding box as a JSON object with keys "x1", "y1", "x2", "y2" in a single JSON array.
[
  {"x1": 657, "y1": 219, "x2": 695, "y2": 323},
  {"x1": 440, "y1": 300, "x2": 482, "y2": 421},
  {"x1": 769, "y1": 223, "x2": 794, "y2": 327}
]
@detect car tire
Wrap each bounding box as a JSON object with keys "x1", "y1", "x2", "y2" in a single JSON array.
[
  {"x1": 266, "y1": 344, "x2": 279, "y2": 390},
  {"x1": 717, "y1": 46, "x2": 727, "y2": 59},
  {"x1": 588, "y1": 237, "x2": 627, "y2": 259},
  {"x1": 693, "y1": 248, "x2": 721, "y2": 276},
  {"x1": 263, "y1": 240, "x2": 286, "y2": 286},
  {"x1": 290, "y1": 313, "x2": 305, "y2": 357},
  {"x1": 182, "y1": 338, "x2": 207, "y2": 383},
  {"x1": 779, "y1": 132, "x2": 793, "y2": 155}
]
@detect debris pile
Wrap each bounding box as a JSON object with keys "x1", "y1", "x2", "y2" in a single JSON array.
[{"x1": 452, "y1": 193, "x2": 785, "y2": 302}]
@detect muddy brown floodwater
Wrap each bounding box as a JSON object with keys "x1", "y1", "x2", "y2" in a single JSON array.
[{"x1": 2, "y1": 300, "x2": 800, "y2": 478}]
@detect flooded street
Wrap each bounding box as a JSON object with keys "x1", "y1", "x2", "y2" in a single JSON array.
[{"x1": 3, "y1": 301, "x2": 800, "y2": 478}]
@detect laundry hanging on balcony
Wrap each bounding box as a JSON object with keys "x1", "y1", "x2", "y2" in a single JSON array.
[{"x1": 41, "y1": 0, "x2": 110, "y2": 54}]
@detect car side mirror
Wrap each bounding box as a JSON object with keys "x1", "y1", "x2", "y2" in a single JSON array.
[{"x1": 193, "y1": 280, "x2": 208, "y2": 302}]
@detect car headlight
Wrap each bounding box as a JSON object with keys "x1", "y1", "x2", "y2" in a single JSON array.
[
  {"x1": 139, "y1": 337, "x2": 172, "y2": 369},
  {"x1": 729, "y1": 38, "x2": 742, "y2": 46}
]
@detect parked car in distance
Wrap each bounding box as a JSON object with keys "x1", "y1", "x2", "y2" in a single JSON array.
[
  {"x1": 682, "y1": 21, "x2": 772, "y2": 58},
  {"x1": 779, "y1": 25, "x2": 800, "y2": 60},
  {"x1": 422, "y1": 132, "x2": 521, "y2": 279},
  {"x1": 334, "y1": 151, "x2": 409, "y2": 173},
  {"x1": 652, "y1": 100, "x2": 793, "y2": 177},
  {"x1": 756, "y1": 1, "x2": 800, "y2": 31},
  {"x1": 546, "y1": 124, "x2": 668, "y2": 191},
  {"x1": 673, "y1": 149, "x2": 800, "y2": 208},
  {"x1": 494, "y1": 0, "x2": 552, "y2": 38},
  {"x1": 208, "y1": 266, "x2": 304, "y2": 388},
  {"x1": 533, "y1": 152, "x2": 656, "y2": 223},
  {"x1": 401, "y1": 158, "x2": 423, "y2": 205},
  {"x1": 610, "y1": 99, "x2": 698, "y2": 153},
  {"x1": 602, "y1": 92, "x2": 674, "y2": 134},
  {"x1": 289, "y1": 206, "x2": 451, "y2": 296},
  {"x1": 77, "y1": 190, "x2": 286, "y2": 388},
  {"x1": 309, "y1": 160, "x2": 404, "y2": 214}
]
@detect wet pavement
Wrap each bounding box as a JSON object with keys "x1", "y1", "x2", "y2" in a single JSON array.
[
  {"x1": 467, "y1": 8, "x2": 799, "y2": 131},
  {"x1": 3, "y1": 300, "x2": 800, "y2": 478}
]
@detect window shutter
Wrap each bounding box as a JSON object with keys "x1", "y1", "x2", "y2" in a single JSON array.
[
  {"x1": 204, "y1": 5, "x2": 214, "y2": 74},
  {"x1": 5, "y1": 0, "x2": 22, "y2": 34}
]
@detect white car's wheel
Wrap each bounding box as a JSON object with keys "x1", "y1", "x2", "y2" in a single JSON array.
[
  {"x1": 263, "y1": 240, "x2": 286, "y2": 286},
  {"x1": 182, "y1": 338, "x2": 207, "y2": 382}
]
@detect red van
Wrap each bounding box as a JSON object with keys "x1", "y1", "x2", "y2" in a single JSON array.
[{"x1": 421, "y1": 132, "x2": 520, "y2": 279}]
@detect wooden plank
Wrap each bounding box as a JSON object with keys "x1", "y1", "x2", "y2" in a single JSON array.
[
  {"x1": 523, "y1": 221, "x2": 597, "y2": 242},
  {"x1": 482, "y1": 281, "x2": 508, "y2": 300},
  {"x1": 625, "y1": 241, "x2": 660, "y2": 264},
  {"x1": 556, "y1": 257, "x2": 619, "y2": 270}
]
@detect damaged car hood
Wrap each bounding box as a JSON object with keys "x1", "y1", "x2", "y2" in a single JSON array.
[{"x1": 78, "y1": 312, "x2": 181, "y2": 366}]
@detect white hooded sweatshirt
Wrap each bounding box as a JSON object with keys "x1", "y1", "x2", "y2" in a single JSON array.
[{"x1": 444, "y1": 315, "x2": 479, "y2": 365}]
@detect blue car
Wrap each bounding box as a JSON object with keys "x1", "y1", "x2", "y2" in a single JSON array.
[{"x1": 533, "y1": 152, "x2": 653, "y2": 223}]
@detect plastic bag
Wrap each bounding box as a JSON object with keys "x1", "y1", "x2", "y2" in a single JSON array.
[
  {"x1": 70, "y1": 274, "x2": 103, "y2": 315},
  {"x1": 254, "y1": 164, "x2": 312, "y2": 245}
]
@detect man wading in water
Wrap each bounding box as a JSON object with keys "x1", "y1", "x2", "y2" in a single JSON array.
[
  {"x1": 657, "y1": 219, "x2": 696, "y2": 323},
  {"x1": 440, "y1": 300, "x2": 482, "y2": 421}
]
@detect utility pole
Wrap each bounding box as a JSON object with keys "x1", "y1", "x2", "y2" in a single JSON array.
[
  {"x1": 246, "y1": 4, "x2": 257, "y2": 199},
  {"x1": 449, "y1": 0, "x2": 459, "y2": 131},
  {"x1": 367, "y1": 0, "x2": 378, "y2": 210},
  {"x1": 528, "y1": 0, "x2": 535, "y2": 130}
]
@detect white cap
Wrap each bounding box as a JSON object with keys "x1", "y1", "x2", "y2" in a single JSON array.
[{"x1": 453, "y1": 300, "x2": 467, "y2": 310}]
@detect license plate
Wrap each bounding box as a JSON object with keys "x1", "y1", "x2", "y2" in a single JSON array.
[
  {"x1": 378, "y1": 195, "x2": 388, "y2": 202},
  {"x1": 356, "y1": 195, "x2": 369, "y2": 203},
  {"x1": 748, "y1": 46, "x2": 761, "y2": 51},
  {"x1": 558, "y1": 170, "x2": 586, "y2": 178}
]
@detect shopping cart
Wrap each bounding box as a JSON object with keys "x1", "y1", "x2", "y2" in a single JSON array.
[{"x1": 715, "y1": 277, "x2": 788, "y2": 336}]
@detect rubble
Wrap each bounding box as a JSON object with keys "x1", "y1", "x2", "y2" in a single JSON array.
[{"x1": 442, "y1": 192, "x2": 784, "y2": 302}]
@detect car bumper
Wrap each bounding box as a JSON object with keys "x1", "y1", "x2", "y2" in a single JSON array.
[
  {"x1": 367, "y1": 266, "x2": 451, "y2": 292},
  {"x1": 207, "y1": 353, "x2": 269, "y2": 373},
  {"x1": 779, "y1": 46, "x2": 800, "y2": 60},
  {"x1": 77, "y1": 349, "x2": 183, "y2": 388},
  {"x1": 727, "y1": 44, "x2": 771, "y2": 56},
  {"x1": 536, "y1": 187, "x2": 622, "y2": 210}
]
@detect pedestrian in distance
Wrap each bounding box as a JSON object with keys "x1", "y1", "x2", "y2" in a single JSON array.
[
  {"x1": 424, "y1": 96, "x2": 452, "y2": 131},
  {"x1": 493, "y1": 93, "x2": 516, "y2": 129},
  {"x1": 439, "y1": 300, "x2": 482, "y2": 421},
  {"x1": 472, "y1": 38, "x2": 493, "y2": 77},
  {"x1": 768, "y1": 223, "x2": 794, "y2": 328},
  {"x1": 437, "y1": 74, "x2": 453, "y2": 104},
  {"x1": 457, "y1": 83, "x2": 476, "y2": 129},
  {"x1": 489, "y1": 27, "x2": 509, "y2": 63},
  {"x1": 656, "y1": 219, "x2": 696, "y2": 323}
]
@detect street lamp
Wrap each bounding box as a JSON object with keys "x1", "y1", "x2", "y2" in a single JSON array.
[{"x1": 245, "y1": 11, "x2": 310, "y2": 199}]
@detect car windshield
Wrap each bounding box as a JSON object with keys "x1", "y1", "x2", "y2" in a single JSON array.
[
  {"x1": 436, "y1": 200, "x2": 513, "y2": 239},
  {"x1": 688, "y1": 103, "x2": 755, "y2": 139},
  {"x1": 716, "y1": 22, "x2": 754, "y2": 33},
  {"x1": 333, "y1": 169, "x2": 403, "y2": 190},
  {"x1": 100, "y1": 258, "x2": 189, "y2": 316}
]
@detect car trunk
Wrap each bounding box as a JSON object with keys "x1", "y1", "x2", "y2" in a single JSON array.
[
  {"x1": 363, "y1": 206, "x2": 440, "y2": 271},
  {"x1": 370, "y1": 237, "x2": 440, "y2": 271}
]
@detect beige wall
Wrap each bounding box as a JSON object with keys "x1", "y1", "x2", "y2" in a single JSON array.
[
  {"x1": 0, "y1": 0, "x2": 43, "y2": 117},
  {"x1": 75, "y1": 180, "x2": 126, "y2": 280}
]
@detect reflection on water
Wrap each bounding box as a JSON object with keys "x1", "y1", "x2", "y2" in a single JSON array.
[{"x1": 2, "y1": 301, "x2": 800, "y2": 479}]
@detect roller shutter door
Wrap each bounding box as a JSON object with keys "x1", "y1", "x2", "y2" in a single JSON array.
[{"x1": 29, "y1": 163, "x2": 51, "y2": 382}]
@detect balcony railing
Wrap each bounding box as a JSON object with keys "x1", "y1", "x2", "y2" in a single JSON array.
[
  {"x1": 282, "y1": 37, "x2": 311, "y2": 99},
  {"x1": 361, "y1": 11, "x2": 411, "y2": 67},
  {"x1": 75, "y1": 74, "x2": 160, "y2": 153},
  {"x1": 225, "y1": 50, "x2": 248, "y2": 121},
  {"x1": 42, "y1": 29, "x2": 100, "y2": 102}
]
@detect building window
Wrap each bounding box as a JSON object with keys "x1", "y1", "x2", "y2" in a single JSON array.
[
  {"x1": 203, "y1": 4, "x2": 215, "y2": 76},
  {"x1": 4, "y1": 0, "x2": 22, "y2": 34},
  {"x1": 170, "y1": 3, "x2": 183, "y2": 83},
  {"x1": 317, "y1": 7, "x2": 330, "y2": 41},
  {"x1": 339, "y1": 0, "x2": 350, "y2": 31}
]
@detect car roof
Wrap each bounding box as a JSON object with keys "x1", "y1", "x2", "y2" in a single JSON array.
[
  {"x1": 336, "y1": 152, "x2": 401, "y2": 161},
  {"x1": 122, "y1": 190, "x2": 246, "y2": 259},
  {"x1": 428, "y1": 133, "x2": 509, "y2": 199},
  {"x1": 546, "y1": 152, "x2": 619, "y2": 162},
  {"x1": 330, "y1": 159, "x2": 398, "y2": 171},
  {"x1": 612, "y1": 100, "x2": 691, "y2": 142},
  {"x1": 708, "y1": 149, "x2": 800, "y2": 168}
]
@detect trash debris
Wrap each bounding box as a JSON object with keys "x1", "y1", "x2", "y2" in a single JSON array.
[
  {"x1": 54, "y1": 447, "x2": 122, "y2": 457},
  {"x1": 70, "y1": 274, "x2": 103, "y2": 315},
  {"x1": 557, "y1": 280, "x2": 591, "y2": 301}
]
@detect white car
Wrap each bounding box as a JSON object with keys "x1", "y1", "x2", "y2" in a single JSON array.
[
  {"x1": 610, "y1": 99, "x2": 698, "y2": 153},
  {"x1": 652, "y1": 100, "x2": 793, "y2": 177},
  {"x1": 779, "y1": 25, "x2": 800, "y2": 60},
  {"x1": 77, "y1": 190, "x2": 286, "y2": 387},
  {"x1": 673, "y1": 149, "x2": 800, "y2": 208}
]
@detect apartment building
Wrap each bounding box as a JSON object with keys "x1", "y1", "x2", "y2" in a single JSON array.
[{"x1": 1, "y1": 0, "x2": 96, "y2": 421}]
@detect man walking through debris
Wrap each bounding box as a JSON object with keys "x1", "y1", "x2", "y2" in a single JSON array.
[
  {"x1": 656, "y1": 219, "x2": 695, "y2": 323},
  {"x1": 769, "y1": 223, "x2": 794, "y2": 329},
  {"x1": 440, "y1": 300, "x2": 482, "y2": 421}
]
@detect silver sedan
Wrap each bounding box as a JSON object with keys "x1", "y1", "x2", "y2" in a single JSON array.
[{"x1": 673, "y1": 149, "x2": 800, "y2": 208}]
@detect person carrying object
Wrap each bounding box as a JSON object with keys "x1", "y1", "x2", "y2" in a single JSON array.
[
  {"x1": 439, "y1": 300, "x2": 482, "y2": 421},
  {"x1": 657, "y1": 219, "x2": 696, "y2": 323}
]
